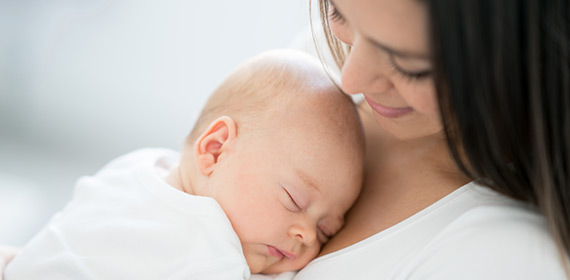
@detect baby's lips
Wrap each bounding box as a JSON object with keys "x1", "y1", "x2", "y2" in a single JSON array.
[
  {"x1": 279, "y1": 249, "x2": 297, "y2": 260},
  {"x1": 267, "y1": 245, "x2": 297, "y2": 260},
  {"x1": 267, "y1": 245, "x2": 285, "y2": 259}
]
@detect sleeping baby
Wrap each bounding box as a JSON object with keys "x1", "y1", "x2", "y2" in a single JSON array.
[{"x1": 4, "y1": 49, "x2": 364, "y2": 279}]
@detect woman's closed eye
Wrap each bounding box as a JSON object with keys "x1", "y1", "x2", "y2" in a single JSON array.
[
  {"x1": 387, "y1": 54, "x2": 432, "y2": 82},
  {"x1": 329, "y1": 3, "x2": 346, "y2": 25}
]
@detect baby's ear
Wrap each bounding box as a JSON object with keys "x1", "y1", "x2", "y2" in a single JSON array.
[{"x1": 194, "y1": 116, "x2": 237, "y2": 176}]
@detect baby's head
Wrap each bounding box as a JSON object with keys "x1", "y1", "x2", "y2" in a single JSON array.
[{"x1": 178, "y1": 50, "x2": 364, "y2": 273}]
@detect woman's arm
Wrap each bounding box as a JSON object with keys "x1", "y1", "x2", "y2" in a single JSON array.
[{"x1": 0, "y1": 245, "x2": 20, "y2": 280}]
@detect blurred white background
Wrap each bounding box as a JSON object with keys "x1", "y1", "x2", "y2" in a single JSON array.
[{"x1": 0, "y1": 0, "x2": 319, "y2": 246}]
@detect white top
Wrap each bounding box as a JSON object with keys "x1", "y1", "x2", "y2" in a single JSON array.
[
  {"x1": 253, "y1": 182, "x2": 566, "y2": 280},
  {"x1": 5, "y1": 149, "x2": 250, "y2": 280}
]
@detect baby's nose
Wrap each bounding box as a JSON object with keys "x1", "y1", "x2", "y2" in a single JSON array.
[{"x1": 289, "y1": 224, "x2": 317, "y2": 246}]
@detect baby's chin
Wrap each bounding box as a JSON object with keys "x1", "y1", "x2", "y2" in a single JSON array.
[{"x1": 244, "y1": 253, "x2": 277, "y2": 274}]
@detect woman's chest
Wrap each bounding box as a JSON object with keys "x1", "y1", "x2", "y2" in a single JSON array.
[{"x1": 319, "y1": 157, "x2": 446, "y2": 256}]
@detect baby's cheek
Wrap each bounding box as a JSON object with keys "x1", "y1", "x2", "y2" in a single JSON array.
[{"x1": 242, "y1": 245, "x2": 271, "y2": 274}]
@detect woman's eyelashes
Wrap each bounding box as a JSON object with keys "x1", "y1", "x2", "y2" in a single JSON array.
[
  {"x1": 329, "y1": 4, "x2": 346, "y2": 24},
  {"x1": 328, "y1": 3, "x2": 430, "y2": 83},
  {"x1": 387, "y1": 55, "x2": 432, "y2": 82}
]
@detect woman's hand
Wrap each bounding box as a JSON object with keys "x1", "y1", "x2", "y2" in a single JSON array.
[{"x1": 0, "y1": 245, "x2": 20, "y2": 280}]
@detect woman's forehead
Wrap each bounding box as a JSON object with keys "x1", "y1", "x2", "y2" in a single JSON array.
[{"x1": 332, "y1": 0, "x2": 430, "y2": 56}]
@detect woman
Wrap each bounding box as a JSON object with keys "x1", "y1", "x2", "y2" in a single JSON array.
[
  {"x1": 258, "y1": 0, "x2": 569, "y2": 279},
  {"x1": 2, "y1": 0, "x2": 568, "y2": 279}
]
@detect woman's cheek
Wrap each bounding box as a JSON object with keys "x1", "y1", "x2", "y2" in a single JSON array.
[
  {"x1": 329, "y1": 20, "x2": 353, "y2": 45},
  {"x1": 398, "y1": 81, "x2": 439, "y2": 117}
]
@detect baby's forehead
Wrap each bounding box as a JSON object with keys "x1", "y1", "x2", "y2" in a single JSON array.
[
  {"x1": 287, "y1": 144, "x2": 361, "y2": 188},
  {"x1": 298, "y1": 167, "x2": 358, "y2": 220},
  {"x1": 259, "y1": 96, "x2": 362, "y2": 162}
]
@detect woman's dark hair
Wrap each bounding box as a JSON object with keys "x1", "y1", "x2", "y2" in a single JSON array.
[
  {"x1": 314, "y1": 0, "x2": 570, "y2": 271},
  {"x1": 429, "y1": 0, "x2": 570, "y2": 269}
]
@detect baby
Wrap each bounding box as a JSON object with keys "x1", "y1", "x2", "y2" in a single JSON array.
[{"x1": 5, "y1": 50, "x2": 364, "y2": 279}]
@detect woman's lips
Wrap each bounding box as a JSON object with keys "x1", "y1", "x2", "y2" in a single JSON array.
[
  {"x1": 267, "y1": 246, "x2": 296, "y2": 259},
  {"x1": 364, "y1": 95, "x2": 413, "y2": 118}
]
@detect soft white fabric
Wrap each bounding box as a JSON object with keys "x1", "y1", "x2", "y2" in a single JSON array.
[
  {"x1": 253, "y1": 182, "x2": 566, "y2": 280},
  {"x1": 5, "y1": 148, "x2": 250, "y2": 280}
]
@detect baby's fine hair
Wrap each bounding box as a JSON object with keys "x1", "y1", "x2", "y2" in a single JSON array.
[{"x1": 186, "y1": 49, "x2": 361, "y2": 148}]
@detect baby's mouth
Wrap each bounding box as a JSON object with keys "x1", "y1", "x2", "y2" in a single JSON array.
[
  {"x1": 267, "y1": 245, "x2": 284, "y2": 259},
  {"x1": 267, "y1": 245, "x2": 296, "y2": 260}
]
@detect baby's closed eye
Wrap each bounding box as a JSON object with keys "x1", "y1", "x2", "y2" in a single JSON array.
[
  {"x1": 317, "y1": 227, "x2": 332, "y2": 244},
  {"x1": 282, "y1": 186, "x2": 303, "y2": 212}
]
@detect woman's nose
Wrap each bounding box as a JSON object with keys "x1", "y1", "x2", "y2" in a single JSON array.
[
  {"x1": 289, "y1": 223, "x2": 317, "y2": 246},
  {"x1": 340, "y1": 40, "x2": 392, "y2": 96}
]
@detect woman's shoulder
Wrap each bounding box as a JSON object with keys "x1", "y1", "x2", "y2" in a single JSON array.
[
  {"x1": 405, "y1": 184, "x2": 566, "y2": 279},
  {"x1": 436, "y1": 195, "x2": 555, "y2": 256},
  {"x1": 450, "y1": 182, "x2": 552, "y2": 238}
]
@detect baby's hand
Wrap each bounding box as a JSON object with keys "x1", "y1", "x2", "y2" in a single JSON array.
[{"x1": 0, "y1": 245, "x2": 20, "y2": 280}]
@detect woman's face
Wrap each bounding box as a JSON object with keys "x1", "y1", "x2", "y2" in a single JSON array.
[{"x1": 328, "y1": 0, "x2": 442, "y2": 140}]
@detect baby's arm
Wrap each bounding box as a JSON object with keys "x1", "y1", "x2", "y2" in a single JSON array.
[{"x1": 0, "y1": 245, "x2": 20, "y2": 280}]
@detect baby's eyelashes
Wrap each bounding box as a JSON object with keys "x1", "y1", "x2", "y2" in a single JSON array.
[
  {"x1": 282, "y1": 184, "x2": 311, "y2": 212},
  {"x1": 317, "y1": 228, "x2": 331, "y2": 244},
  {"x1": 316, "y1": 221, "x2": 337, "y2": 244},
  {"x1": 317, "y1": 217, "x2": 343, "y2": 244},
  {"x1": 283, "y1": 187, "x2": 303, "y2": 212}
]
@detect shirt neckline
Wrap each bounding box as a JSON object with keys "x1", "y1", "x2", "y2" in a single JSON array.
[{"x1": 308, "y1": 181, "x2": 478, "y2": 265}]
